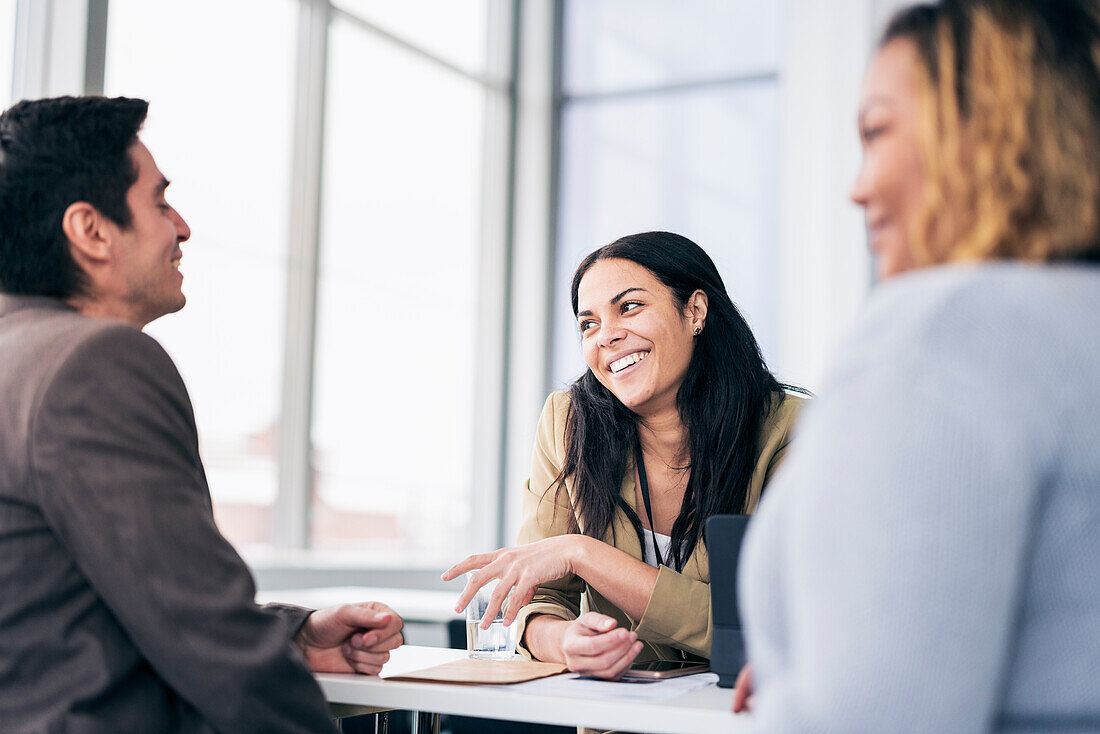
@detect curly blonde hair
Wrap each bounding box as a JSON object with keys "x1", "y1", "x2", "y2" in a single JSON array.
[{"x1": 885, "y1": 0, "x2": 1100, "y2": 265}]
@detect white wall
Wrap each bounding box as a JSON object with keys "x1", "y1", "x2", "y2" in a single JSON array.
[
  {"x1": 776, "y1": 0, "x2": 907, "y2": 391},
  {"x1": 775, "y1": 0, "x2": 873, "y2": 391}
]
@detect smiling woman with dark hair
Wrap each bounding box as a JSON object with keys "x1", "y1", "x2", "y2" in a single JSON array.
[{"x1": 445, "y1": 231, "x2": 806, "y2": 680}]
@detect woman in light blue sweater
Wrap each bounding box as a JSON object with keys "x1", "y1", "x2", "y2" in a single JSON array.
[{"x1": 737, "y1": 1, "x2": 1100, "y2": 731}]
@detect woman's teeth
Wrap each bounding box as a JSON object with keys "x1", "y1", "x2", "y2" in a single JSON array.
[{"x1": 610, "y1": 351, "x2": 648, "y2": 374}]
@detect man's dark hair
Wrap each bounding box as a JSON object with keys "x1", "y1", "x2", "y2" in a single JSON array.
[{"x1": 0, "y1": 96, "x2": 149, "y2": 297}]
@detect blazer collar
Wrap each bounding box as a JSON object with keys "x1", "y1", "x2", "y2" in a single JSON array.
[{"x1": 0, "y1": 293, "x2": 76, "y2": 318}]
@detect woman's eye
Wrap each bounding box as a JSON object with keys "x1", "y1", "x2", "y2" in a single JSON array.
[
  {"x1": 579, "y1": 320, "x2": 596, "y2": 332},
  {"x1": 861, "y1": 125, "x2": 886, "y2": 143},
  {"x1": 622, "y1": 301, "x2": 642, "y2": 313}
]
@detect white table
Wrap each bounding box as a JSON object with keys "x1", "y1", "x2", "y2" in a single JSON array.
[
  {"x1": 316, "y1": 645, "x2": 748, "y2": 734},
  {"x1": 255, "y1": 586, "x2": 460, "y2": 624}
]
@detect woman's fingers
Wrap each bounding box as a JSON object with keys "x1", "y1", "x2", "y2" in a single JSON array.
[
  {"x1": 479, "y1": 570, "x2": 516, "y2": 629},
  {"x1": 451, "y1": 564, "x2": 502, "y2": 615},
  {"x1": 562, "y1": 615, "x2": 638, "y2": 675},
  {"x1": 557, "y1": 614, "x2": 645, "y2": 680},
  {"x1": 568, "y1": 631, "x2": 639, "y2": 676},
  {"x1": 441, "y1": 551, "x2": 500, "y2": 582},
  {"x1": 594, "y1": 630, "x2": 636, "y2": 663},
  {"x1": 446, "y1": 537, "x2": 580, "y2": 625},
  {"x1": 574, "y1": 612, "x2": 618, "y2": 634},
  {"x1": 598, "y1": 640, "x2": 644, "y2": 680},
  {"x1": 570, "y1": 627, "x2": 633, "y2": 658},
  {"x1": 503, "y1": 581, "x2": 538, "y2": 626},
  {"x1": 732, "y1": 664, "x2": 754, "y2": 713}
]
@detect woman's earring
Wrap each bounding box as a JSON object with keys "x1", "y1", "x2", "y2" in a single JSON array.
[{"x1": 693, "y1": 326, "x2": 702, "y2": 336}]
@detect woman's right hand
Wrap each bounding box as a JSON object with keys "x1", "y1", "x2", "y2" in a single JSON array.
[
  {"x1": 441, "y1": 535, "x2": 584, "y2": 628},
  {"x1": 559, "y1": 612, "x2": 642, "y2": 679}
]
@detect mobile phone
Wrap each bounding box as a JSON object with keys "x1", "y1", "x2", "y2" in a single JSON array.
[{"x1": 620, "y1": 660, "x2": 710, "y2": 680}]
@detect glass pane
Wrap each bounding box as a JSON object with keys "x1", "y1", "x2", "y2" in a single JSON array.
[
  {"x1": 334, "y1": 0, "x2": 490, "y2": 76},
  {"x1": 311, "y1": 17, "x2": 484, "y2": 562},
  {"x1": 552, "y1": 83, "x2": 781, "y2": 389},
  {"x1": 104, "y1": 0, "x2": 297, "y2": 551},
  {"x1": 564, "y1": 0, "x2": 781, "y2": 95},
  {"x1": 0, "y1": 0, "x2": 15, "y2": 106}
]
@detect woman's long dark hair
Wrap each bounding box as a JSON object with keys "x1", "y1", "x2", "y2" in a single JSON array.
[{"x1": 556, "y1": 231, "x2": 786, "y2": 571}]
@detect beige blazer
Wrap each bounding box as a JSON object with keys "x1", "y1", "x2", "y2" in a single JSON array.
[{"x1": 513, "y1": 389, "x2": 806, "y2": 662}]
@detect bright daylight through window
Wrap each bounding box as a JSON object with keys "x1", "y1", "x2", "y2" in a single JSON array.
[
  {"x1": 311, "y1": 1, "x2": 492, "y2": 563},
  {"x1": 552, "y1": 0, "x2": 782, "y2": 389},
  {"x1": 1, "y1": 0, "x2": 15, "y2": 106},
  {"x1": 104, "y1": 0, "x2": 298, "y2": 550},
  {"x1": 101, "y1": 0, "x2": 501, "y2": 569}
]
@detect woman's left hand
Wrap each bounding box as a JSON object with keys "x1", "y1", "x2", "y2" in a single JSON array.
[
  {"x1": 442, "y1": 535, "x2": 586, "y2": 628},
  {"x1": 732, "y1": 664, "x2": 754, "y2": 713}
]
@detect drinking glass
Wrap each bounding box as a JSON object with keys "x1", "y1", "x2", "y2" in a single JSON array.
[{"x1": 464, "y1": 572, "x2": 517, "y2": 660}]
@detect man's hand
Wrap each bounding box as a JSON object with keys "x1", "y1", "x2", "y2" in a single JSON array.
[{"x1": 294, "y1": 602, "x2": 404, "y2": 675}]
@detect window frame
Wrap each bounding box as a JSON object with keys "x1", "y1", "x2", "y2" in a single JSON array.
[
  {"x1": 267, "y1": 0, "x2": 525, "y2": 571},
  {"x1": 8, "y1": 0, "x2": 881, "y2": 589},
  {"x1": 31, "y1": 0, "x2": 529, "y2": 589}
]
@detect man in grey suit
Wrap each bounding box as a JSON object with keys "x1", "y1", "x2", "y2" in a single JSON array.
[{"x1": 0, "y1": 96, "x2": 403, "y2": 733}]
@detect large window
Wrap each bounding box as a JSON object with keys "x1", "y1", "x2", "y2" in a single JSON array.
[
  {"x1": 0, "y1": 0, "x2": 14, "y2": 105},
  {"x1": 1, "y1": 0, "x2": 888, "y2": 594},
  {"x1": 310, "y1": 6, "x2": 492, "y2": 562},
  {"x1": 333, "y1": 0, "x2": 490, "y2": 74},
  {"x1": 99, "y1": 0, "x2": 511, "y2": 568},
  {"x1": 104, "y1": 0, "x2": 299, "y2": 551},
  {"x1": 552, "y1": 0, "x2": 783, "y2": 388}
]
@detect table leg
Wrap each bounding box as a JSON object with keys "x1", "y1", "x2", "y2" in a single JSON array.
[
  {"x1": 410, "y1": 711, "x2": 440, "y2": 734},
  {"x1": 374, "y1": 711, "x2": 389, "y2": 734}
]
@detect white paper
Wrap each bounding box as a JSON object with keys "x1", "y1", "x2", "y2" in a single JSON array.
[{"x1": 500, "y1": 672, "x2": 719, "y2": 701}]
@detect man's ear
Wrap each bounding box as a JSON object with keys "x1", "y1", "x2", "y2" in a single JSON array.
[{"x1": 61, "y1": 201, "x2": 113, "y2": 266}]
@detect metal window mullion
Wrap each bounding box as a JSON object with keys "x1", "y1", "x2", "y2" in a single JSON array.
[
  {"x1": 82, "y1": 0, "x2": 107, "y2": 94},
  {"x1": 499, "y1": 0, "x2": 559, "y2": 547},
  {"x1": 494, "y1": 0, "x2": 522, "y2": 548},
  {"x1": 469, "y1": 0, "x2": 517, "y2": 553},
  {"x1": 478, "y1": 0, "x2": 521, "y2": 550},
  {"x1": 544, "y1": 0, "x2": 564, "y2": 399},
  {"x1": 561, "y1": 69, "x2": 780, "y2": 105},
  {"x1": 274, "y1": 0, "x2": 329, "y2": 550}
]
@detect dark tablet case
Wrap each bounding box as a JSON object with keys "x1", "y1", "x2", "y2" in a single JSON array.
[{"x1": 706, "y1": 514, "x2": 751, "y2": 688}]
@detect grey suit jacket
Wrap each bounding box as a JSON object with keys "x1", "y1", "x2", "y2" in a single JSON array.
[{"x1": 0, "y1": 295, "x2": 336, "y2": 733}]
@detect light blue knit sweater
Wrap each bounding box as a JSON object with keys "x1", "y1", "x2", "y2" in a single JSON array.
[{"x1": 740, "y1": 263, "x2": 1100, "y2": 732}]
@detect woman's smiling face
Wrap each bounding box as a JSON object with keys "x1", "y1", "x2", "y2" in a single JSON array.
[
  {"x1": 576, "y1": 258, "x2": 706, "y2": 418},
  {"x1": 850, "y1": 38, "x2": 927, "y2": 278}
]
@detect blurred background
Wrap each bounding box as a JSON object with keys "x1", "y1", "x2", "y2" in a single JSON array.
[{"x1": 1, "y1": 0, "x2": 905, "y2": 591}]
